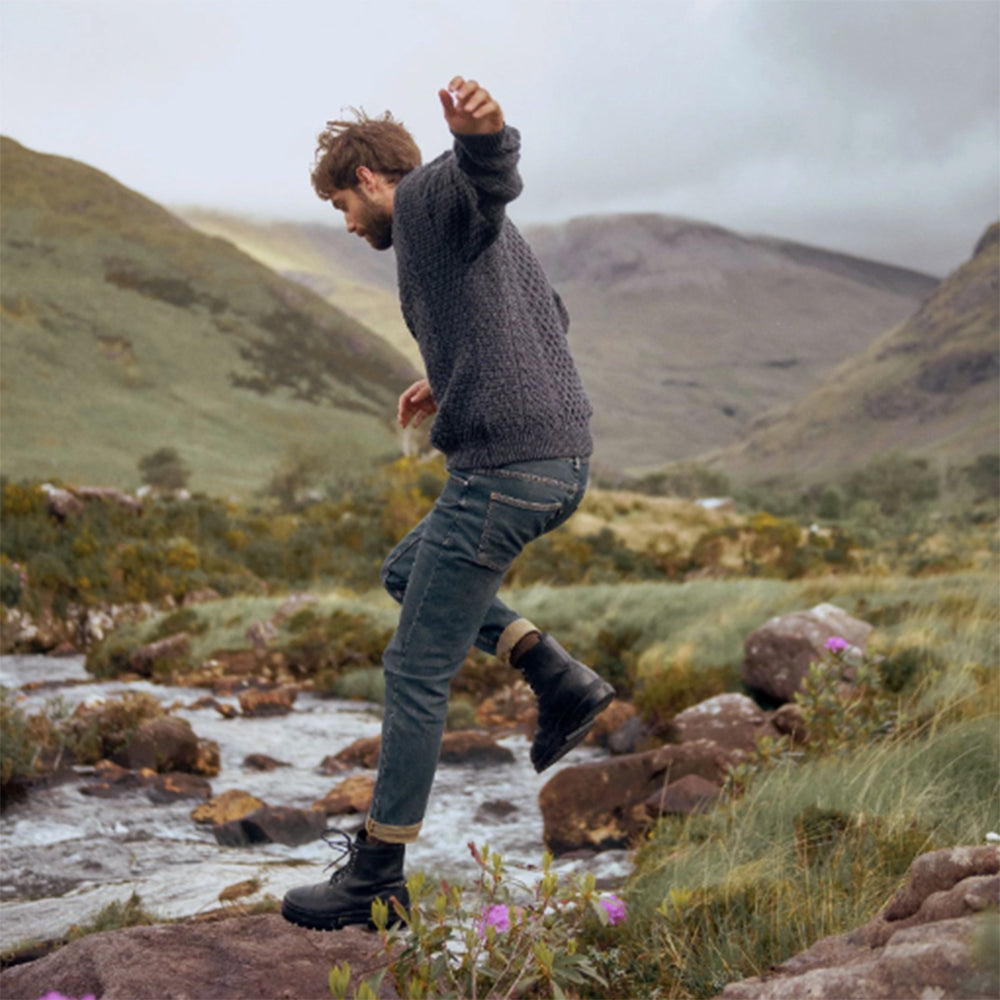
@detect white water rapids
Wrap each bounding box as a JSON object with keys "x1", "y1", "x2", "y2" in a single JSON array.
[{"x1": 0, "y1": 655, "x2": 631, "y2": 951}]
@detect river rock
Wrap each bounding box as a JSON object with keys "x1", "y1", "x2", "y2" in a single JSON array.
[
  {"x1": 0, "y1": 912, "x2": 401, "y2": 999},
  {"x1": 717, "y1": 845, "x2": 1000, "y2": 999},
  {"x1": 667, "y1": 693, "x2": 778, "y2": 753},
  {"x1": 238, "y1": 685, "x2": 298, "y2": 716},
  {"x1": 439, "y1": 730, "x2": 515, "y2": 766},
  {"x1": 607, "y1": 714, "x2": 651, "y2": 755},
  {"x1": 648, "y1": 773, "x2": 722, "y2": 817},
  {"x1": 213, "y1": 805, "x2": 327, "y2": 847},
  {"x1": 243, "y1": 753, "x2": 290, "y2": 771},
  {"x1": 588, "y1": 699, "x2": 637, "y2": 748},
  {"x1": 146, "y1": 772, "x2": 212, "y2": 803},
  {"x1": 191, "y1": 789, "x2": 266, "y2": 825},
  {"x1": 540, "y1": 739, "x2": 742, "y2": 854},
  {"x1": 313, "y1": 774, "x2": 375, "y2": 815},
  {"x1": 125, "y1": 716, "x2": 199, "y2": 772},
  {"x1": 332, "y1": 736, "x2": 382, "y2": 769},
  {"x1": 127, "y1": 633, "x2": 191, "y2": 679},
  {"x1": 743, "y1": 603, "x2": 873, "y2": 704}
]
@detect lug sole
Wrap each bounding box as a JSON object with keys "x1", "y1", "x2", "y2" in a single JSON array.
[{"x1": 281, "y1": 894, "x2": 408, "y2": 932}]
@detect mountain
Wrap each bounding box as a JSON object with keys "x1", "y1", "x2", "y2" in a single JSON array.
[
  {"x1": 0, "y1": 139, "x2": 418, "y2": 495},
  {"x1": 179, "y1": 208, "x2": 937, "y2": 474},
  {"x1": 702, "y1": 222, "x2": 999, "y2": 485}
]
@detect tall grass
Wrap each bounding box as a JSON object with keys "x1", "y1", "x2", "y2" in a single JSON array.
[{"x1": 610, "y1": 717, "x2": 999, "y2": 998}]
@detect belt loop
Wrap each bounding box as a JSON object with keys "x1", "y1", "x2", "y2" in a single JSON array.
[{"x1": 572, "y1": 456, "x2": 581, "y2": 471}]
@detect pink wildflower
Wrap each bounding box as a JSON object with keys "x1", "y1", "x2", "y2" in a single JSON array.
[
  {"x1": 477, "y1": 903, "x2": 513, "y2": 936},
  {"x1": 824, "y1": 636, "x2": 849, "y2": 654},
  {"x1": 599, "y1": 894, "x2": 627, "y2": 925},
  {"x1": 36, "y1": 993, "x2": 97, "y2": 1000}
]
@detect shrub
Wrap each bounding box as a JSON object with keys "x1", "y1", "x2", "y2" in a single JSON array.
[{"x1": 333, "y1": 844, "x2": 624, "y2": 1000}]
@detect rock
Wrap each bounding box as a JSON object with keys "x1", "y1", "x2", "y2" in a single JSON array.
[
  {"x1": 79, "y1": 760, "x2": 149, "y2": 797},
  {"x1": 332, "y1": 736, "x2": 382, "y2": 769},
  {"x1": 313, "y1": 775, "x2": 375, "y2": 815},
  {"x1": 191, "y1": 789, "x2": 267, "y2": 825},
  {"x1": 125, "y1": 716, "x2": 199, "y2": 772},
  {"x1": 717, "y1": 845, "x2": 1000, "y2": 999},
  {"x1": 213, "y1": 805, "x2": 327, "y2": 847},
  {"x1": 439, "y1": 730, "x2": 515, "y2": 766},
  {"x1": 539, "y1": 739, "x2": 742, "y2": 854},
  {"x1": 743, "y1": 603, "x2": 873, "y2": 704},
  {"x1": 330, "y1": 732, "x2": 514, "y2": 770},
  {"x1": 588, "y1": 699, "x2": 637, "y2": 748},
  {"x1": 476, "y1": 681, "x2": 536, "y2": 731},
  {"x1": 195, "y1": 738, "x2": 221, "y2": 777},
  {"x1": 0, "y1": 912, "x2": 400, "y2": 999},
  {"x1": 667, "y1": 693, "x2": 778, "y2": 753},
  {"x1": 238, "y1": 685, "x2": 298, "y2": 716},
  {"x1": 772, "y1": 702, "x2": 808, "y2": 745},
  {"x1": 243, "y1": 753, "x2": 290, "y2": 771},
  {"x1": 146, "y1": 772, "x2": 212, "y2": 803},
  {"x1": 475, "y1": 799, "x2": 520, "y2": 823},
  {"x1": 607, "y1": 714, "x2": 650, "y2": 756},
  {"x1": 127, "y1": 633, "x2": 191, "y2": 679},
  {"x1": 647, "y1": 773, "x2": 722, "y2": 817}
]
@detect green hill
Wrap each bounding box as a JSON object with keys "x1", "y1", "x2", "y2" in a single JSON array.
[
  {"x1": 0, "y1": 137, "x2": 418, "y2": 496},
  {"x1": 704, "y1": 222, "x2": 999, "y2": 485}
]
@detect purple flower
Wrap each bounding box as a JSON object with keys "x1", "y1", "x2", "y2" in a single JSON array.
[
  {"x1": 824, "y1": 636, "x2": 849, "y2": 654},
  {"x1": 477, "y1": 903, "x2": 513, "y2": 936},
  {"x1": 36, "y1": 993, "x2": 97, "y2": 1000},
  {"x1": 599, "y1": 894, "x2": 627, "y2": 925}
]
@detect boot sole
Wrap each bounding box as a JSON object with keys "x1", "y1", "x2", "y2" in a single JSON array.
[
  {"x1": 281, "y1": 896, "x2": 407, "y2": 932},
  {"x1": 532, "y1": 686, "x2": 614, "y2": 773}
]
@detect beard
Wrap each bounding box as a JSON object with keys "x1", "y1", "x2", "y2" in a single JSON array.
[{"x1": 358, "y1": 192, "x2": 393, "y2": 250}]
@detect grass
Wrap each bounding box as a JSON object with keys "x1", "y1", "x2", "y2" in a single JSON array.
[{"x1": 609, "y1": 716, "x2": 999, "y2": 998}]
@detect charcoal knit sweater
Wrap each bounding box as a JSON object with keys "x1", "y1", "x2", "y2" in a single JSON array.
[{"x1": 391, "y1": 125, "x2": 592, "y2": 470}]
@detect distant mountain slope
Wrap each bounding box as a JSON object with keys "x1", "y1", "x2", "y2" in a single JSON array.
[
  {"x1": 704, "y1": 222, "x2": 999, "y2": 484},
  {"x1": 180, "y1": 209, "x2": 936, "y2": 474},
  {"x1": 0, "y1": 138, "x2": 418, "y2": 495},
  {"x1": 523, "y1": 215, "x2": 938, "y2": 472}
]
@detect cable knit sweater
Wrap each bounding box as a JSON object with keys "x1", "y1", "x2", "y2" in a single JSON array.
[{"x1": 392, "y1": 126, "x2": 593, "y2": 470}]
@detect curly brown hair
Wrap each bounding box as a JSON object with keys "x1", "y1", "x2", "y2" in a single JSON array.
[{"x1": 311, "y1": 109, "x2": 422, "y2": 199}]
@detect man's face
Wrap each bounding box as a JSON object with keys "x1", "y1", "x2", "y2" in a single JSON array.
[{"x1": 330, "y1": 186, "x2": 393, "y2": 251}]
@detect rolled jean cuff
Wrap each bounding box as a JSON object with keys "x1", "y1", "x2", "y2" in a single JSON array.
[
  {"x1": 497, "y1": 618, "x2": 540, "y2": 666},
  {"x1": 366, "y1": 816, "x2": 422, "y2": 845}
]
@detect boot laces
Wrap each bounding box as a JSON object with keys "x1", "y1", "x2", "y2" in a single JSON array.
[{"x1": 321, "y1": 827, "x2": 360, "y2": 884}]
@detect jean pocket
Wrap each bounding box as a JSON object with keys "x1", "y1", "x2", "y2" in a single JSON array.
[{"x1": 476, "y1": 491, "x2": 563, "y2": 572}]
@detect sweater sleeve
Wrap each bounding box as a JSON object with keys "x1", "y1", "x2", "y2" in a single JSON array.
[{"x1": 429, "y1": 126, "x2": 524, "y2": 260}]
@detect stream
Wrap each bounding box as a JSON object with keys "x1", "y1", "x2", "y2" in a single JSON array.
[{"x1": 0, "y1": 655, "x2": 631, "y2": 951}]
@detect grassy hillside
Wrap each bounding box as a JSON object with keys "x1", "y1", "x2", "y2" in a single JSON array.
[
  {"x1": 0, "y1": 138, "x2": 418, "y2": 495},
  {"x1": 180, "y1": 209, "x2": 937, "y2": 475},
  {"x1": 705, "y1": 221, "x2": 999, "y2": 485}
]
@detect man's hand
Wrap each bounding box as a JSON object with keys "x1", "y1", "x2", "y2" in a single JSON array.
[
  {"x1": 398, "y1": 378, "x2": 438, "y2": 429},
  {"x1": 438, "y1": 77, "x2": 504, "y2": 135}
]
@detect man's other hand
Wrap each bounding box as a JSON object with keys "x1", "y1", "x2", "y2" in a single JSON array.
[
  {"x1": 438, "y1": 77, "x2": 504, "y2": 135},
  {"x1": 398, "y1": 378, "x2": 438, "y2": 428}
]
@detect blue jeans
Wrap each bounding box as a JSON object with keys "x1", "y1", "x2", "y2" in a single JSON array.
[{"x1": 367, "y1": 457, "x2": 589, "y2": 842}]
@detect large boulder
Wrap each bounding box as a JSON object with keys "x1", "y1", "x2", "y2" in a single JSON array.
[
  {"x1": 0, "y1": 913, "x2": 400, "y2": 999},
  {"x1": 667, "y1": 693, "x2": 778, "y2": 753},
  {"x1": 313, "y1": 775, "x2": 375, "y2": 816},
  {"x1": 191, "y1": 789, "x2": 266, "y2": 825},
  {"x1": 717, "y1": 845, "x2": 1000, "y2": 999},
  {"x1": 238, "y1": 685, "x2": 298, "y2": 716},
  {"x1": 127, "y1": 633, "x2": 191, "y2": 678},
  {"x1": 125, "y1": 716, "x2": 199, "y2": 772},
  {"x1": 743, "y1": 603, "x2": 873, "y2": 704},
  {"x1": 329, "y1": 731, "x2": 515, "y2": 770},
  {"x1": 539, "y1": 739, "x2": 741, "y2": 854}
]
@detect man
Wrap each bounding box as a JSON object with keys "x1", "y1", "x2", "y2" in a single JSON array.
[{"x1": 281, "y1": 76, "x2": 614, "y2": 932}]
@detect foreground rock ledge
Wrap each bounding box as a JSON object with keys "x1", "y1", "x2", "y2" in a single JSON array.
[{"x1": 0, "y1": 912, "x2": 400, "y2": 1000}]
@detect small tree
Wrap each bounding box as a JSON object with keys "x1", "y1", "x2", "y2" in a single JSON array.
[{"x1": 138, "y1": 447, "x2": 190, "y2": 492}]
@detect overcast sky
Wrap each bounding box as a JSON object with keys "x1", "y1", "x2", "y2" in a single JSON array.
[{"x1": 1, "y1": 0, "x2": 997, "y2": 276}]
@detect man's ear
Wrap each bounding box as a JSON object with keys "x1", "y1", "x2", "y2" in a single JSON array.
[{"x1": 355, "y1": 166, "x2": 378, "y2": 192}]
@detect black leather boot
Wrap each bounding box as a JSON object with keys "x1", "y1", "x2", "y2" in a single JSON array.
[
  {"x1": 515, "y1": 633, "x2": 615, "y2": 773},
  {"x1": 281, "y1": 828, "x2": 409, "y2": 931}
]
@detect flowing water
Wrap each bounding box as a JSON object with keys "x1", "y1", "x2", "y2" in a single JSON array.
[{"x1": 0, "y1": 655, "x2": 631, "y2": 951}]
